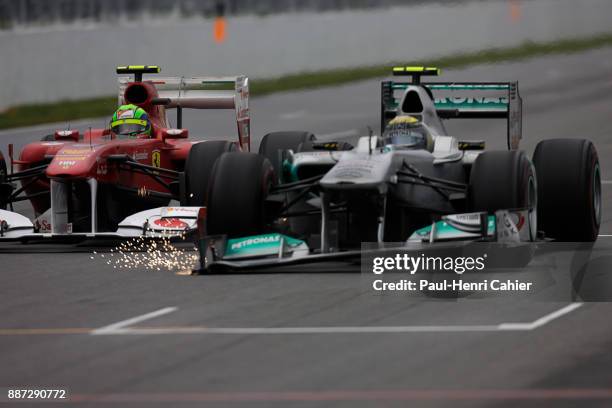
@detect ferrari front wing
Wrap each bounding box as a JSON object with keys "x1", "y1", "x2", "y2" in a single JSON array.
[{"x1": 0, "y1": 206, "x2": 204, "y2": 241}]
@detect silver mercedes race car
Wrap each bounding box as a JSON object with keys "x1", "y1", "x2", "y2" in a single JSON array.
[{"x1": 195, "y1": 66, "x2": 601, "y2": 272}]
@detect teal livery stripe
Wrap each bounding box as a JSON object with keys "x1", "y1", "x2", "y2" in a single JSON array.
[
  {"x1": 391, "y1": 84, "x2": 509, "y2": 91},
  {"x1": 427, "y1": 84, "x2": 509, "y2": 90},
  {"x1": 225, "y1": 233, "x2": 306, "y2": 258},
  {"x1": 434, "y1": 97, "x2": 508, "y2": 111}
]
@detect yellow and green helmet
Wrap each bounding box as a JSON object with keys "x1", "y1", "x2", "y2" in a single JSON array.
[{"x1": 110, "y1": 104, "x2": 152, "y2": 138}]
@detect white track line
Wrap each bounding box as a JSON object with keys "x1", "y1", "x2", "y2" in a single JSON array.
[
  {"x1": 528, "y1": 302, "x2": 583, "y2": 328},
  {"x1": 98, "y1": 325, "x2": 501, "y2": 335},
  {"x1": 497, "y1": 303, "x2": 582, "y2": 331},
  {"x1": 91, "y1": 304, "x2": 582, "y2": 335},
  {"x1": 91, "y1": 307, "x2": 177, "y2": 335}
]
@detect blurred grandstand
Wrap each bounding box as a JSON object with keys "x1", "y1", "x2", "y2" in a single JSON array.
[{"x1": 0, "y1": 0, "x2": 481, "y2": 29}]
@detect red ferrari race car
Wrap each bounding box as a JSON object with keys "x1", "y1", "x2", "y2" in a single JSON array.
[{"x1": 0, "y1": 65, "x2": 250, "y2": 241}]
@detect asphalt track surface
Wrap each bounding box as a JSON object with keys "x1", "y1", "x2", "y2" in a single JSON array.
[{"x1": 2, "y1": 48, "x2": 612, "y2": 407}]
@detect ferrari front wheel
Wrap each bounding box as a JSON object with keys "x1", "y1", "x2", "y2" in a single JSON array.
[{"x1": 183, "y1": 140, "x2": 237, "y2": 206}]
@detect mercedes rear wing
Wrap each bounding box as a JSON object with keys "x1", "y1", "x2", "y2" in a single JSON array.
[
  {"x1": 381, "y1": 67, "x2": 522, "y2": 149},
  {"x1": 118, "y1": 66, "x2": 250, "y2": 150}
]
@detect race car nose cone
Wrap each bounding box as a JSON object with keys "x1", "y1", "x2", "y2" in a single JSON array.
[{"x1": 46, "y1": 146, "x2": 100, "y2": 178}]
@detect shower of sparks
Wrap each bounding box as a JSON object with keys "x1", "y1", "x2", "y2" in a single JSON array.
[{"x1": 91, "y1": 233, "x2": 199, "y2": 274}]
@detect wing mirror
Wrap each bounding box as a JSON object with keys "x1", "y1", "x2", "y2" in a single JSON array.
[
  {"x1": 162, "y1": 128, "x2": 189, "y2": 141},
  {"x1": 54, "y1": 130, "x2": 80, "y2": 142}
]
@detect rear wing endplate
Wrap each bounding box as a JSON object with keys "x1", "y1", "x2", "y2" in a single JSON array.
[
  {"x1": 119, "y1": 75, "x2": 250, "y2": 150},
  {"x1": 381, "y1": 81, "x2": 522, "y2": 149}
]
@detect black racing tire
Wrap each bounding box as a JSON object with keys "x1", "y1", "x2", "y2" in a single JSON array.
[
  {"x1": 41, "y1": 134, "x2": 55, "y2": 141},
  {"x1": 0, "y1": 149, "x2": 6, "y2": 184},
  {"x1": 184, "y1": 140, "x2": 237, "y2": 206},
  {"x1": 533, "y1": 138, "x2": 601, "y2": 242},
  {"x1": 0, "y1": 150, "x2": 7, "y2": 210},
  {"x1": 206, "y1": 152, "x2": 275, "y2": 238},
  {"x1": 469, "y1": 150, "x2": 537, "y2": 239},
  {"x1": 469, "y1": 150, "x2": 535, "y2": 211},
  {"x1": 258, "y1": 131, "x2": 316, "y2": 175}
]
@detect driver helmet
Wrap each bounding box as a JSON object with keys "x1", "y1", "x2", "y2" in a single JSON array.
[
  {"x1": 110, "y1": 104, "x2": 152, "y2": 138},
  {"x1": 383, "y1": 115, "x2": 433, "y2": 151}
]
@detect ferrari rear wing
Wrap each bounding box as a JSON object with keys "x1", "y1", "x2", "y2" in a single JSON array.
[
  {"x1": 382, "y1": 68, "x2": 522, "y2": 149},
  {"x1": 118, "y1": 74, "x2": 250, "y2": 150}
]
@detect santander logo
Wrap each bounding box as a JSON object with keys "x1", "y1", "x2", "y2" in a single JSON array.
[{"x1": 153, "y1": 218, "x2": 188, "y2": 229}]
